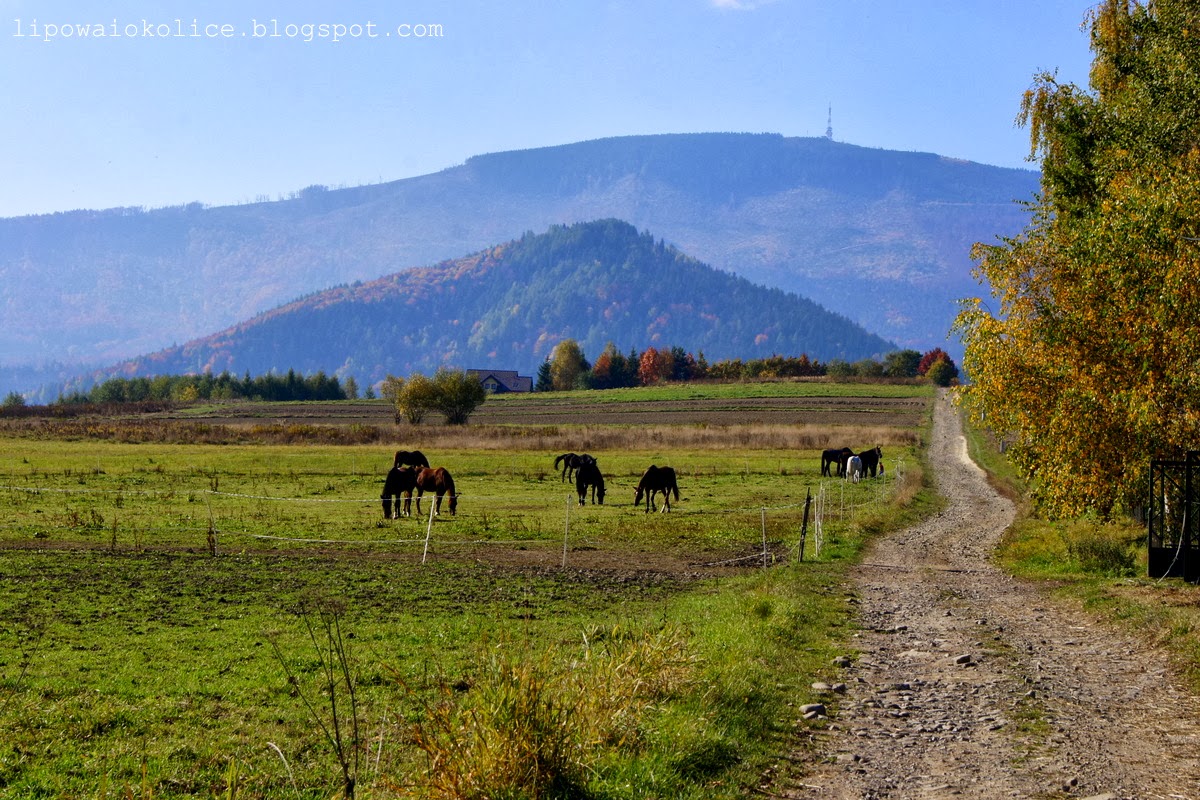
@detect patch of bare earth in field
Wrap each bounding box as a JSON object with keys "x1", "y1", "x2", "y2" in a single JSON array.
[
  {"x1": 159, "y1": 395, "x2": 927, "y2": 429},
  {"x1": 769, "y1": 391, "x2": 1200, "y2": 800}
]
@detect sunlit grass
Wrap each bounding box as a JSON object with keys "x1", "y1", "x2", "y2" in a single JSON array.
[{"x1": 0, "y1": 386, "x2": 936, "y2": 798}]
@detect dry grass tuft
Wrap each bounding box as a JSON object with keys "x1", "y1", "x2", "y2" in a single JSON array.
[
  {"x1": 395, "y1": 423, "x2": 920, "y2": 454},
  {"x1": 402, "y1": 627, "x2": 695, "y2": 799}
]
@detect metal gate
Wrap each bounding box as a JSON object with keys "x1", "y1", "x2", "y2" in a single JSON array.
[{"x1": 1148, "y1": 451, "x2": 1200, "y2": 581}]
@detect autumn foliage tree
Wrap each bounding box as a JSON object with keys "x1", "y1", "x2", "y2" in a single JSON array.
[
  {"x1": 549, "y1": 339, "x2": 588, "y2": 391},
  {"x1": 637, "y1": 347, "x2": 673, "y2": 385},
  {"x1": 955, "y1": 0, "x2": 1200, "y2": 516}
]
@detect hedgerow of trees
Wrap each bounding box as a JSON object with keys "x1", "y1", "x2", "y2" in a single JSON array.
[
  {"x1": 58, "y1": 369, "x2": 351, "y2": 404},
  {"x1": 519, "y1": 341, "x2": 954, "y2": 391},
  {"x1": 954, "y1": 0, "x2": 1200, "y2": 516}
]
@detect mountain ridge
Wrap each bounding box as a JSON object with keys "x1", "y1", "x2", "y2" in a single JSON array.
[
  {"x1": 0, "y1": 132, "x2": 1039, "y2": 395},
  {"x1": 78, "y1": 219, "x2": 893, "y2": 395}
]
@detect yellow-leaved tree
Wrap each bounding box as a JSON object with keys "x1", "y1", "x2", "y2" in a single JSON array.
[{"x1": 955, "y1": 0, "x2": 1200, "y2": 516}]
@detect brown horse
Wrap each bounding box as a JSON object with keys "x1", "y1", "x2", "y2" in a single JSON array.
[
  {"x1": 634, "y1": 465, "x2": 679, "y2": 513},
  {"x1": 415, "y1": 466, "x2": 458, "y2": 516},
  {"x1": 381, "y1": 465, "x2": 419, "y2": 518}
]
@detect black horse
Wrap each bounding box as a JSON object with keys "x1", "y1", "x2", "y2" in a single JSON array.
[
  {"x1": 634, "y1": 465, "x2": 679, "y2": 513},
  {"x1": 857, "y1": 446, "x2": 884, "y2": 478},
  {"x1": 555, "y1": 452, "x2": 595, "y2": 483},
  {"x1": 394, "y1": 450, "x2": 430, "y2": 469},
  {"x1": 574, "y1": 461, "x2": 605, "y2": 506},
  {"x1": 381, "y1": 465, "x2": 419, "y2": 518},
  {"x1": 821, "y1": 447, "x2": 853, "y2": 477}
]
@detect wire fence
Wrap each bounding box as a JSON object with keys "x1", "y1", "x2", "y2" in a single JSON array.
[{"x1": 0, "y1": 458, "x2": 904, "y2": 570}]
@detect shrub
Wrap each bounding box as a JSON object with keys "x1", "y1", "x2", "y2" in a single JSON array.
[
  {"x1": 1065, "y1": 521, "x2": 1138, "y2": 576},
  {"x1": 395, "y1": 374, "x2": 438, "y2": 424}
]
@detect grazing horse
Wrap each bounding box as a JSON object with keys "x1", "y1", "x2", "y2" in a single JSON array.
[
  {"x1": 634, "y1": 465, "x2": 679, "y2": 513},
  {"x1": 415, "y1": 466, "x2": 457, "y2": 516},
  {"x1": 857, "y1": 446, "x2": 883, "y2": 478},
  {"x1": 381, "y1": 466, "x2": 419, "y2": 518},
  {"x1": 555, "y1": 452, "x2": 595, "y2": 483},
  {"x1": 821, "y1": 447, "x2": 853, "y2": 477},
  {"x1": 845, "y1": 456, "x2": 864, "y2": 483},
  {"x1": 394, "y1": 450, "x2": 430, "y2": 469},
  {"x1": 574, "y1": 461, "x2": 605, "y2": 506}
]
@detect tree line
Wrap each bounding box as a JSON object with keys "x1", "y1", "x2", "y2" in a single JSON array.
[
  {"x1": 51, "y1": 369, "x2": 356, "y2": 405},
  {"x1": 0, "y1": 343, "x2": 958, "y2": 413},
  {"x1": 533, "y1": 341, "x2": 958, "y2": 391}
]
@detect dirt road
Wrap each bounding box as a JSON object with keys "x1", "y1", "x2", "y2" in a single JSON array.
[{"x1": 778, "y1": 391, "x2": 1200, "y2": 799}]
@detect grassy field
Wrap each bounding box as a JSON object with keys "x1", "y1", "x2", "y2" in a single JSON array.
[{"x1": 0, "y1": 383, "x2": 937, "y2": 799}]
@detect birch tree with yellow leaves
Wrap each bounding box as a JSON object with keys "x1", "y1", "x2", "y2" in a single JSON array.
[{"x1": 956, "y1": 0, "x2": 1200, "y2": 516}]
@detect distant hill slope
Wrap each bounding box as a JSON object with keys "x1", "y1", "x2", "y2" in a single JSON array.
[
  {"x1": 0, "y1": 132, "x2": 1039, "y2": 392},
  {"x1": 94, "y1": 220, "x2": 894, "y2": 389}
]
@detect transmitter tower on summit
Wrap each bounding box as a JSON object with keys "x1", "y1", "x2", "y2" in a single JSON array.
[{"x1": 825, "y1": 105, "x2": 833, "y2": 140}]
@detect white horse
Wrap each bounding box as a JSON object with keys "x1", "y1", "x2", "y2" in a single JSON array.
[{"x1": 846, "y1": 455, "x2": 863, "y2": 483}]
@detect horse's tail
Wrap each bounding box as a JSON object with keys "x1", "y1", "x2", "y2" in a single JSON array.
[{"x1": 671, "y1": 476, "x2": 680, "y2": 501}]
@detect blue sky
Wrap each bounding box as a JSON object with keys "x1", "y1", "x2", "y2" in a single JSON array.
[{"x1": 2, "y1": 0, "x2": 1096, "y2": 218}]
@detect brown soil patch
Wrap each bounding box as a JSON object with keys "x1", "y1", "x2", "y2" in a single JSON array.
[{"x1": 144, "y1": 395, "x2": 926, "y2": 430}]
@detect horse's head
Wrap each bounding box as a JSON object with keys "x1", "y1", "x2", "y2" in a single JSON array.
[
  {"x1": 596, "y1": 482, "x2": 606, "y2": 504},
  {"x1": 633, "y1": 485, "x2": 643, "y2": 505}
]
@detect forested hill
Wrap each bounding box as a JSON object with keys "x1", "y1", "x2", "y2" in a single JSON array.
[
  {"x1": 0, "y1": 132, "x2": 1039, "y2": 395},
  {"x1": 93, "y1": 220, "x2": 894, "y2": 389}
]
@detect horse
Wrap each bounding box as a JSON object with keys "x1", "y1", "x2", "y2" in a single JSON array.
[
  {"x1": 857, "y1": 446, "x2": 883, "y2": 478},
  {"x1": 381, "y1": 465, "x2": 419, "y2": 519},
  {"x1": 634, "y1": 465, "x2": 679, "y2": 513},
  {"x1": 394, "y1": 450, "x2": 430, "y2": 469},
  {"x1": 574, "y1": 461, "x2": 605, "y2": 506},
  {"x1": 555, "y1": 452, "x2": 595, "y2": 483},
  {"x1": 414, "y1": 466, "x2": 457, "y2": 516},
  {"x1": 845, "y1": 455, "x2": 863, "y2": 483},
  {"x1": 821, "y1": 447, "x2": 853, "y2": 477}
]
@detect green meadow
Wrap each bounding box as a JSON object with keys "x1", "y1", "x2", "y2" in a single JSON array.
[{"x1": 0, "y1": 384, "x2": 936, "y2": 799}]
